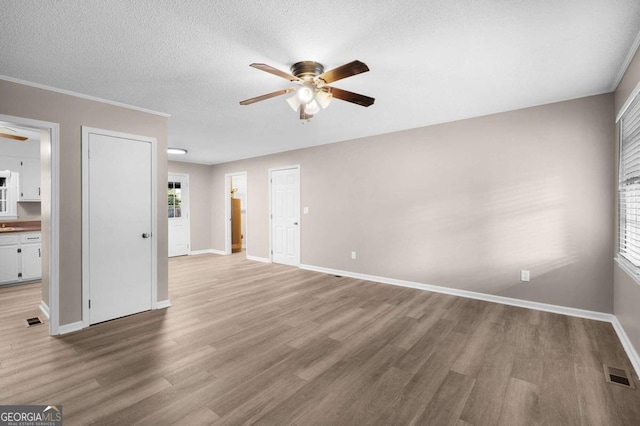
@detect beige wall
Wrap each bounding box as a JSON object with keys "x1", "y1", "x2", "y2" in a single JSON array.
[
  {"x1": 211, "y1": 93, "x2": 615, "y2": 313},
  {"x1": 0, "y1": 80, "x2": 169, "y2": 326},
  {"x1": 17, "y1": 202, "x2": 41, "y2": 220},
  {"x1": 614, "y1": 46, "x2": 640, "y2": 355},
  {"x1": 168, "y1": 161, "x2": 212, "y2": 252}
]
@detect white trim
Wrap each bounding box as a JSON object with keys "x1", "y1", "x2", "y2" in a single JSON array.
[
  {"x1": 299, "y1": 263, "x2": 640, "y2": 375},
  {"x1": 611, "y1": 28, "x2": 640, "y2": 92},
  {"x1": 189, "y1": 248, "x2": 226, "y2": 256},
  {"x1": 299, "y1": 264, "x2": 614, "y2": 322},
  {"x1": 246, "y1": 255, "x2": 271, "y2": 264},
  {"x1": 616, "y1": 79, "x2": 640, "y2": 122},
  {"x1": 39, "y1": 300, "x2": 50, "y2": 320},
  {"x1": 168, "y1": 172, "x2": 191, "y2": 257},
  {"x1": 224, "y1": 171, "x2": 248, "y2": 255},
  {"x1": 58, "y1": 321, "x2": 83, "y2": 335},
  {"x1": 611, "y1": 316, "x2": 640, "y2": 379},
  {"x1": 0, "y1": 75, "x2": 171, "y2": 118},
  {"x1": 268, "y1": 165, "x2": 301, "y2": 266},
  {"x1": 157, "y1": 299, "x2": 172, "y2": 309},
  {"x1": 615, "y1": 257, "x2": 640, "y2": 287},
  {"x1": 81, "y1": 127, "x2": 158, "y2": 328},
  {"x1": 0, "y1": 114, "x2": 60, "y2": 336}
]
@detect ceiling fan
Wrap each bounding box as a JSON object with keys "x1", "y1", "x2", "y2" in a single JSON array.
[
  {"x1": 0, "y1": 127, "x2": 28, "y2": 141},
  {"x1": 240, "y1": 60, "x2": 375, "y2": 121}
]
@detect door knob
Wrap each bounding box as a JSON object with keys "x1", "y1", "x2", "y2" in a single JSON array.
[
  {"x1": 293, "y1": 222, "x2": 298, "y2": 225},
  {"x1": 142, "y1": 233, "x2": 150, "y2": 238}
]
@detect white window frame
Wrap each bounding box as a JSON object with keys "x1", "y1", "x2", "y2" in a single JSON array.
[
  {"x1": 618, "y1": 90, "x2": 640, "y2": 278},
  {"x1": 0, "y1": 171, "x2": 18, "y2": 219}
]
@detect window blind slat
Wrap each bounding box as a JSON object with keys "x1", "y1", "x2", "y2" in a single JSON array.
[{"x1": 619, "y1": 92, "x2": 640, "y2": 270}]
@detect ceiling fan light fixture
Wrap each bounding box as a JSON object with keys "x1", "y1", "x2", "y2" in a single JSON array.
[
  {"x1": 305, "y1": 99, "x2": 320, "y2": 115},
  {"x1": 316, "y1": 90, "x2": 332, "y2": 109},
  {"x1": 286, "y1": 95, "x2": 301, "y2": 112},
  {"x1": 296, "y1": 85, "x2": 315, "y2": 104}
]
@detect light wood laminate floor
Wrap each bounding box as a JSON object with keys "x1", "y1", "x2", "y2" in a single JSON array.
[{"x1": 1, "y1": 253, "x2": 639, "y2": 425}]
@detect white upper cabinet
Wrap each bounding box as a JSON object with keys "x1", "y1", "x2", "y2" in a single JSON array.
[{"x1": 18, "y1": 158, "x2": 40, "y2": 201}]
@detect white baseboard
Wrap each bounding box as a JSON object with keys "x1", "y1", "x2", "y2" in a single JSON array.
[
  {"x1": 299, "y1": 264, "x2": 614, "y2": 323},
  {"x1": 247, "y1": 255, "x2": 271, "y2": 263},
  {"x1": 58, "y1": 321, "x2": 83, "y2": 335},
  {"x1": 189, "y1": 249, "x2": 226, "y2": 256},
  {"x1": 611, "y1": 317, "x2": 640, "y2": 379},
  {"x1": 39, "y1": 300, "x2": 50, "y2": 320},
  {"x1": 299, "y1": 263, "x2": 640, "y2": 376},
  {"x1": 157, "y1": 299, "x2": 172, "y2": 309}
]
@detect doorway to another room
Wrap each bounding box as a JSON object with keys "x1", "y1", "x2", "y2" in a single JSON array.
[
  {"x1": 168, "y1": 173, "x2": 191, "y2": 257},
  {"x1": 0, "y1": 113, "x2": 60, "y2": 335},
  {"x1": 225, "y1": 172, "x2": 247, "y2": 256}
]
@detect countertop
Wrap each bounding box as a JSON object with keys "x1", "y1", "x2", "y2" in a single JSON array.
[{"x1": 0, "y1": 220, "x2": 42, "y2": 233}]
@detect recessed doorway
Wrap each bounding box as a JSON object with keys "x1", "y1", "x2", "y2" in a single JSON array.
[{"x1": 225, "y1": 172, "x2": 247, "y2": 256}]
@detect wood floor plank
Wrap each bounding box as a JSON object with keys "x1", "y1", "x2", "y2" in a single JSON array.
[{"x1": 0, "y1": 253, "x2": 639, "y2": 425}]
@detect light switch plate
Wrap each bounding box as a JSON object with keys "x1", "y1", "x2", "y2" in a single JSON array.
[
  {"x1": 303, "y1": 207, "x2": 309, "y2": 214},
  {"x1": 520, "y1": 270, "x2": 530, "y2": 282}
]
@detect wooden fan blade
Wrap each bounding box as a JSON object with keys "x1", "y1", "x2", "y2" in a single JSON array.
[
  {"x1": 250, "y1": 63, "x2": 301, "y2": 82},
  {"x1": 324, "y1": 87, "x2": 375, "y2": 107},
  {"x1": 0, "y1": 133, "x2": 28, "y2": 141},
  {"x1": 240, "y1": 88, "x2": 295, "y2": 105},
  {"x1": 316, "y1": 60, "x2": 369, "y2": 85}
]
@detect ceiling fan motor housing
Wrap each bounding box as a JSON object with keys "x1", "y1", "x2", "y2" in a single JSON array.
[{"x1": 291, "y1": 61, "x2": 325, "y2": 81}]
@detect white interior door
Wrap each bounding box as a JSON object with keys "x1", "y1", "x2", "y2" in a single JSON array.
[
  {"x1": 168, "y1": 173, "x2": 190, "y2": 257},
  {"x1": 83, "y1": 129, "x2": 154, "y2": 325},
  {"x1": 271, "y1": 166, "x2": 300, "y2": 266}
]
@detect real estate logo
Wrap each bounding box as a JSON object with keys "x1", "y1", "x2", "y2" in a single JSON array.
[{"x1": 0, "y1": 405, "x2": 62, "y2": 426}]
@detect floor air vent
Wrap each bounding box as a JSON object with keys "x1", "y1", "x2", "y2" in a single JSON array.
[
  {"x1": 25, "y1": 317, "x2": 44, "y2": 328},
  {"x1": 603, "y1": 365, "x2": 636, "y2": 389}
]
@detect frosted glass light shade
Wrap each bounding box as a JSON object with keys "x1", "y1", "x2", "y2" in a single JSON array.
[
  {"x1": 286, "y1": 95, "x2": 301, "y2": 112},
  {"x1": 297, "y1": 85, "x2": 315, "y2": 104},
  {"x1": 316, "y1": 90, "x2": 332, "y2": 109},
  {"x1": 305, "y1": 99, "x2": 320, "y2": 115}
]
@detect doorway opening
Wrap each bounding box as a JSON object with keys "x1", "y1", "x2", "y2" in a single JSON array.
[
  {"x1": 168, "y1": 173, "x2": 191, "y2": 257},
  {"x1": 0, "y1": 113, "x2": 60, "y2": 335},
  {"x1": 225, "y1": 172, "x2": 247, "y2": 256}
]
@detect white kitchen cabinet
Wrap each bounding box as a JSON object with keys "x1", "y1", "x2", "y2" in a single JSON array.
[
  {"x1": 0, "y1": 232, "x2": 41, "y2": 285},
  {"x1": 21, "y1": 232, "x2": 42, "y2": 280},
  {"x1": 0, "y1": 235, "x2": 20, "y2": 284},
  {"x1": 21, "y1": 244, "x2": 41, "y2": 280},
  {"x1": 19, "y1": 158, "x2": 40, "y2": 201}
]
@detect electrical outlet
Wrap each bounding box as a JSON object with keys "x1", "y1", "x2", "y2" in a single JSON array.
[
  {"x1": 351, "y1": 251, "x2": 357, "y2": 260},
  {"x1": 520, "y1": 270, "x2": 530, "y2": 282}
]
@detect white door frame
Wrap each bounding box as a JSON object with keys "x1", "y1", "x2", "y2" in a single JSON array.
[
  {"x1": 168, "y1": 172, "x2": 191, "y2": 257},
  {"x1": 81, "y1": 126, "x2": 158, "y2": 328},
  {"x1": 0, "y1": 114, "x2": 60, "y2": 336},
  {"x1": 224, "y1": 171, "x2": 247, "y2": 255},
  {"x1": 268, "y1": 165, "x2": 300, "y2": 265}
]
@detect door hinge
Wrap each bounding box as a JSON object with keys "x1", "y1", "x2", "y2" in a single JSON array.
[
  {"x1": 271, "y1": 249, "x2": 273, "y2": 254},
  {"x1": 17, "y1": 248, "x2": 21, "y2": 254},
  {"x1": 89, "y1": 299, "x2": 91, "y2": 309},
  {"x1": 20, "y1": 161, "x2": 23, "y2": 166}
]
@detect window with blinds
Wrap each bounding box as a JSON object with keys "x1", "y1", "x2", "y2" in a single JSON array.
[{"x1": 619, "y1": 93, "x2": 640, "y2": 269}]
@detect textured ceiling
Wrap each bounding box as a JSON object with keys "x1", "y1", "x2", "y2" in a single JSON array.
[{"x1": 1, "y1": 0, "x2": 640, "y2": 164}]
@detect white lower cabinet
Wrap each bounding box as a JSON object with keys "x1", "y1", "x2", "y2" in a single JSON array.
[
  {"x1": 0, "y1": 232, "x2": 41, "y2": 285},
  {"x1": 0, "y1": 242, "x2": 20, "y2": 284}
]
